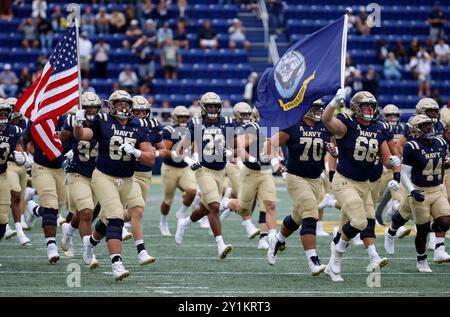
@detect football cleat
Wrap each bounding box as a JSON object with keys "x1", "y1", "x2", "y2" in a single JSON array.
[
  {"x1": 308, "y1": 256, "x2": 326, "y2": 276},
  {"x1": 316, "y1": 221, "x2": 330, "y2": 237},
  {"x1": 60, "y1": 223, "x2": 72, "y2": 252},
  {"x1": 384, "y1": 228, "x2": 395, "y2": 255},
  {"x1": 368, "y1": 256, "x2": 389, "y2": 272},
  {"x1": 328, "y1": 241, "x2": 343, "y2": 275},
  {"x1": 47, "y1": 244, "x2": 60, "y2": 264},
  {"x1": 24, "y1": 187, "x2": 36, "y2": 203},
  {"x1": 218, "y1": 244, "x2": 233, "y2": 259},
  {"x1": 122, "y1": 227, "x2": 132, "y2": 241},
  {"x1": 25, "y1": 200, "x2": 39, "y2": 228},
  {"x1": 318, "y1": 193, "x2": 336, "y2": 210},
  {"x1": 159, "y1": 222, "x2": 172, "y2": 237},
  {"x1": 138, "y1": 250, "x2": 156, "y2": 265},
  {"x1": 175, "y1": 218, "x2": 187, "y2": 245},
  {"x1": 324, "y1": 265, "x2": 344, "y2": 282},
  {"x1": 21, "y1": 215, "x2": 31, "y2": 231},
  {"x1": 417, "y1": 259, "x2": 432, "y2": 273},
  {"x1": 89, "y1": 255, "x2": 99, "y2": 270},
  {"x1": 57, "y1": 215, "x2": 66, "y2": 226},
  {"x1": 257, "y1": 235, "x2": 269, "y2": 250},
  {"x1": 245, "y1": 222, "x2": 260, "y2": 239},
  {"x1": 427, "y1": 232, "x2": 436, "y2": 251},
  {"x1": 433, "y1": 248, "x2": 450, "y2": 264},
  {"x1": 17, "y1": 232, "x2": 31, "y2": 246},
  {"x1": 82, "y1": 236, "x2": 96, "y2": 265},
  {"x1": 4, "y1": 224, "x2": 16, "y2": 239},
  {"x1": 396, "y1": 226, "x2": 411, "y2": 239},
  {"x1": 267, "y1": 234, "x2": 285, "y2": 265},
  {"x1": 111, "y1": 261, "x2": 130, "y2": 281},
  {"x1": 198, "y1": 216, "x2": 210, "y2": 229}
]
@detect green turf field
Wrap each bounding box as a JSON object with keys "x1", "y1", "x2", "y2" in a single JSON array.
[{"x1": 1, "y1": 176, "x2": 449, "y2": 297}]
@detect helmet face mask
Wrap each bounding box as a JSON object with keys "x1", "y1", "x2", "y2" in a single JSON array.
[
  {"x1": 409, "y1": 115, "x2": 435, "y2": 140},
  {"x1": 382, "y1": 104, "x2": 400, "y2": 126},
  {"x1": 85, "y1": 105, "x2": 100, "y2": 121},
  {"x1": 172, "y1": 105, "x2": 190, "y2": 126},
  {"x1": 425, "y1": 109, "x2": 439, "y2": 123},
  {"x1": 233, "y1": 101, "x2": 252, "y2": 125},
  {"x1": 81, "y1": 92, "x2": 101, "y2": 120},
  {"x1": 350, "y1": 91, "x2": 378, "y2": 123},
  {"x1": 385, "y1": 114, "x2": 400, "y2": 126},
  {"x1": 132, "y1": 95, "x2": 151, "y2": 119},
  {"x1": 305, "y1": 105, "x2": 323, "y2": 122},
  {"x1": 200, "y1": 92, "x2": 222, "y2": 120}
]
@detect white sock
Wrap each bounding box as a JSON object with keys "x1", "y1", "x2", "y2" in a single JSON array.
[
  {"x1": 160, "y1": 214, "x2": 168, "y2": 224},
  {"x1": 68, "y1": 224, "x2": 77, "y2": 236},
  {"x1": 268, "y1": 229, "x2": 276, "y2": 236},
  {"x1": 224, "y1": 187, "x2": 232, "y2": 199},
  {"x1": 177, "y1": 204, "x2": 189, "y2": 214},
  {"x1": 242, "y1": 219, "x2": 253, "y2": 229},
  {"x1": 134, "y1": 239, "x2": 144, "y2": 246},
  {"x1": 15, "y1": 222, "x2": 24, "y2": 236},
  {"x1": 275, "y1": 232, "x2": 286, "y2": 243},
  {"x1": 305, "y1": 248, "x2": 317, "y2": 259},
  {"x1": 192, "y1": 192, "x2": 201, "y2": 209},
  {"x1": 183, "y1": 217, "x2": 193, "y2": 226},
  {"x1": 215, "y1": 235, "x2": 225, "y2": 247},
  {"x1": 336, "y1": 239, "x2": 348, "y2": 253},
  {"x1": 435, "y1": 237, "x2": 445, "y2": 250},
  {"x1": 367, "y1": 244, "x2": 379, "y2": 258},
  {"x1": 45, "y1": 237, "x2": 56, "y2": 246}
]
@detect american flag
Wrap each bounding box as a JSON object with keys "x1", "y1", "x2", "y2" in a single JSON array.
[{"x1": 16, "y1": 25, "x2": 80, "y2": 160}]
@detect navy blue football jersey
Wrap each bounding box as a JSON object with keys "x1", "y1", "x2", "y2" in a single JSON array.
[
  {"x1": 63, "y1": 115, "x2": 98, "y2": 178},
  {"x1": 25, "y1": 115, "x2": 66, "y2": 169},
  {"x1": 162, "y1": 124, "x2": 189, "y2": 168},
  {"x1": 135, "y1": 117, "x2": 162, "y2": 172},
  {"x1": 282, "y1": 119, "x2": 332, "y2": 179},
  {"x1": 389, "y1": 122, "x2": 405, "y2": 141},
  {"x1": 336, "y1": 113, "x2": 388, "y2": 182},
  {"x1": 90, "y1": 113, "x2": 150, "y2": 178},
  {"x1": 404, "y1": 120, "x2": 445, "y2": 139},
  {"x1": 239, "y1": 121, "x2": 270, "y2": 171},
  {"x1": 403, "y1": 137, "x2": 447, "y2": 187},
  {"x1": 369, "y1": 120, "x2": 394, "y2": 182},
  {"x1": 0, "y1": 124, "x2": 23, "y2": 174},
  {"x1": 188, "y1": 116, "x2": 236, "y2": 171}
]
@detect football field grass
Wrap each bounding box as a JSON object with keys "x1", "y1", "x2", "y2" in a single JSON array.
[{"x1": 1, "y1": 176, "x2": 449, "y2": 297}]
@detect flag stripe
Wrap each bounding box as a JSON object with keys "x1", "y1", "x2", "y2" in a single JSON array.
[{"x1": 44, "y1": 67, "x2": 78, "y2": 92}]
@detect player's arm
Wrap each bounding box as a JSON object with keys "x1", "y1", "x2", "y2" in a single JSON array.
[
  {"x1": 172, "y1": 135, "x2": 201, "y2": 170},
  {"x1": 380, "y1": 140, "x2": 401, "y2": 170},
  {"x1": 135, "y1": 141, "x2": 155, "y2": 167},
  {"x1": 73, "y1": 109, "x2": 93, "y2": 141},
  {"x1": 396, "y1": 134, "x2": 407, "y2": 156},
  {"x1": 153, "y1": 140, "x2": 167, "y2": 159},
  {"x1": 267, "y1": 131, "x2": 289, "y2": 172},
  {"x1": 322, "y1": 89, "x2": 348, "y2": 138},
  {"x1": 59, "y1": 128, "x2": 71, "y2": 143},
  {"x1": 400, "y1": 143, "x2": 424, "y2": 202}
]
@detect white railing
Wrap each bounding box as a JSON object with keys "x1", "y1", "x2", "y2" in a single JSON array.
[
  {"x1": 269, "y1": 34, "x2": 279, "y2": 65},
  {"x1": 257, "y1": 0, "x2": 269, "y2": 48}
]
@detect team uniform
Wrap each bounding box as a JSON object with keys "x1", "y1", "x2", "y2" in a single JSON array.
[{"x1": 7, "y1": 118, "x2": 28, "y2": 198}]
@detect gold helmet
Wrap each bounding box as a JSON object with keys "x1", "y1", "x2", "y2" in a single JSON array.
[
  {"x1": 0, "y1": 98, "x2": 11, "y2": 126},
  {"x1": 415, "y1": 97, "x2": 439, "y2": 122},
  {"x1": 131, "y1": 95, "x2": 151, "y2": 119},
  {"x1": 440, "y1": 107, "x2": 450, "y2": 132},
  {"x1": 251, "y1": 107, "x2": 260, "y2": 123},
  {"x1": 172, "y1": 105, "x2": 190, "y2": 127},
  {"x1": 304, "y1": 99, "x2": 324, "y2": 122},
  {"x1": 408, "y1": 114, "x2": 435, "y2": 139},
  {"x1": 108, "y1": 90, "x2": 133, "y2": 119},
  {"x1": 200, "y1": 92, "x2": 222, "y2": 120},
  {"x1": 349, "y1": 91, "x2": 378, "y2": 122},
  {"x1": 381, "y1": 104, "x2": 400, "y2": 126},
  {"x1": 233, "y1": 102, "x2": 252, "y2": 125},
  {"x1": 6, "y1": 97, "x2": 22, "y2": 122},
  {"x1": 81, "y1": 92, "x2": 102, "y2": 120}
]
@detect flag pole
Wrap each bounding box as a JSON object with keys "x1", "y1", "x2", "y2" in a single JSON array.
[
  {"x1": 75, "y1": 18, "x2": 83, "y2": 110},
  {"x1": 339, "y1": 14, "x2": 349, "y2": 107}
]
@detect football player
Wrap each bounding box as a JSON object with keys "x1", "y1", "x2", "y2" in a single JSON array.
[
  {"x1": 267, "y1": 99, "x2": 333, "y2": 275},
  {"x1": 174, "y1": 92, "x2": 235, "y2": 259},
  {"x1": 123, "y1": 95, "x2": 163, "y2": 265},
  {"x1": 73, "y1": 90, "x2": 155, "y2": 281},
  {"x1": 322, "y1": 90, "x2": 401, "y2": 281},
  {"x1": 159, "y1": 105, "x2": 197, "y2": 235},
  {"x1": 59, "y1": 92, "x2": 101, "y2": 268},
  {"x1": 395, "y1": 115, "x2": 450, "y2": 271}
]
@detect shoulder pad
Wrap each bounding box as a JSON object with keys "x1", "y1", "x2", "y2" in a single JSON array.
[
  {"x1": 406, "y1": 141, "x2": 419, "y2": 150},
  {"x1": 139, "y1": 118, "x2": 148, "y2": 128},
  {"x1": 149, "y1": 118, "x2": 161, "y2": 128},
  {"x1": 164, "y1": 125, "x2": 175, "y2": 133},
  {"x1": 436, "y1": 137, "x2": 446, "y2": 146},
  {"x1": 98, "y1": 113, "x2": 108, "y2": 121}
]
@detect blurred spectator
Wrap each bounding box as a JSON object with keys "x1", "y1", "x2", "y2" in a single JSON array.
[
  {"x1": 425, "y1": 37, "x2": 435, "y2": 56},
  {"x1": 383, "y1": 52, "x2": 402, "y2": 80},
  {"x1": 0, "y1": 0, "x2": 13, "y2": 19},
  {"x1": 228, "y1": 18, "x2": 250, "y2": 49},
  {"x1": 51, "y1": 5, "x2": 67, "y2": 32},
  {"x1": 177, "y1": 0, "x2": 188, "y2": 22},
  {"x1": 355, "y1": 6, "x2": 370, "y2": 35},
  {"x1": 344, "y1": 53, "x2": 362, "y2": 94},
  {"x1": 94, "y1": 35, "x2": 110, "y2": 78},
  {"x1": 123, "y1": 19, "x2": 143, "y2": 49},
  {"x1": 81, "y1": 6, "x2": 96, "y2": 36},
  {"x1": 18, "y1": 67, "x2": 32, "y2": 94},
  {"x1": 243, "y1": 72, "x2": 258, "y2": 106},
  {"x1": 408, "y1": 37, "x2": 420, "y2": 60},
  {"x1": 417, "y1": 48, "x2": 432, "y2": 96},
  {"x1": 118, "y1": 66, "x2": 138, "y2": 93},
  {"x1": 138, "y1": 0, "x2": 155, "y2": 27},
  {"x1": 345, "y1": 7, "x2": 357, "y2": 34},
  {"x1": 152, "y1": 0, "x2": 170, "y2": 27},
  {"x1": 174, "y1": 19, "x2": 189, "y2": 49},
  {"x1": 157, "y1": 22, "x2": 173, "y2": 48},
  {"x1": 32, "y1": 0, "x2": 47, "y2": 19},
  {"x1": 198, "y1": 19, "x2": 218, "y2": 49},
  {"x1": 362, "y1": 65, "x2": 379, "y2": 98},
  {"x1": 0, "y1": 64, "x2": 19, "y2": 97},
  {"x1": 18, "y1": 18, "x2": 39, "y2": 49},
  {"x1": 32, "y1": 65, "x2": 43, "y2": 82},
  {"x1": 0, "y1": 86, "x2": 4, "y2": 98},
  {"x1": 133, "y1": 19, "x2": 157, "y2": 50},
  {"x1": 37, "y1": 17, "x2": 53, "y2": 52},
  {"x1": 160, "y1": 99, "x2": 172, "y2": 124},
  {"x1": 79, "y1": 32, "x2": 93, "y2": 78},
  {"x1": 36, "y1": 50, "x2": 48, "y2": 68},
  {"x1": 395, "y1": 40, "x2": 408, "y2": 65},
  {"x1": 138, "y1": 83, "x2": 151, "y2": 95},
  {"x1": 125, "y1": 4, "x2": 137, "y2": 28},
  {"x1": 268, "y1": 0, "x2": 285, "y2": 34},
  {"x1": 434, "y1": 37, "x2": 450, "y2": 65},
  {"x1": 427, "y1": 2, "x2": 446, "y2": 42},
  {"x1": 189, "y1": 98, "x2": 201, "y2": 117},
  {"x1": 81, "y1": 79, "x2": 95, "y2": 94},
  {"x1": 431, "y1": 88, "x2": 442, "y2": 106},
  {"x1": 96, "y1": 7, "x2": 110, "y2": 35},
  {"x1": 137, "y1": 41, "x2": 155, "y2": 82},
  {"x1": 109, "y1": 10, "x2": 127, "y2": 34},
  {"x1": 221, "y1": 99, "x2": 233, "y2": 117},
  {"x1": 376, "y1": 38, "x2": 389, "y2": 64},
  {"x1": 161, "y1": 39, "x2": 181, "y2": 80}
]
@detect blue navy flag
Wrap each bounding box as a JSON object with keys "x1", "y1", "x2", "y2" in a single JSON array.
[{"x1": 256, "y1": 15, "x2": 348, "y2": 133}]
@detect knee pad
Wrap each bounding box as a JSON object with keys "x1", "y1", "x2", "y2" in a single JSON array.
[
  {"x1": 350, "y1": 217, "x2": 368, "y2": 231},
  {"x1": 300, "y1": 217, "x2": 317, "y2": 236},
  {"x1": 416, "y1": 222, "x2": 431, "y2": 236},
  {"x1": 342, "y1": 221, "x2": 361, "y2": 239},
  {"x1": 359, "y1": 219, "x2": 376, "y2": 239},
  {"x1": 391, "y1": 211, "x2": 407, "y2": 228},
  {"x1": 106, "y1": 218, "x2": 124, "y2": 241},
  {"x1": 283, "y1": 215, "x2": 300, "y2": 231},
  {"x1": 0, "y1": 223, "x2": 6, "y2": 240},
  {"x1": 258, "y1": 211, "x2": 266, "y2": 224},
  {"x1": 94, "y1": 220, "x2": 107, "y2": 236},
  {"x1": 431, "y1": 216, "x2": 450, "y2": 233},
  {"x1": 42, "y1": 208, "x2": 58, "y2": 227}
]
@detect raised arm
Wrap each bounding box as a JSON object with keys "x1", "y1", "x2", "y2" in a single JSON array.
[{"x1": 322, "y1": 89, "x2": 348, "y2": 138}]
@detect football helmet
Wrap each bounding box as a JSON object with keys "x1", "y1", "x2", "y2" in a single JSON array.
[
  {"x1": 382, "y1": 104, "x2": 400, "y2": 126},
  {"x1": 416, "y1": 98, "x2": 439, "y2": 123},
  {"x1": 304, "y1": 99, "x2": 324, "y2": 122},
  {"x1": 409, "y1": 114, "x2": 435, "y2": 140},
  {"x1": 131, "y1": 95, "x2": 151, "y2": 119},
  {"x1": 81, "y1": 92, "x2": 101, "y2": 120},
  {"x1": 172, "y1": 105, "x2": 190, "y2": 127},
  {"x1": 0, "y1": 98, "x2": 11, "y2": 126},
  {"x1": 200, "y1": 92, "x2": 222, "y2": 120},
  {"x1": 108, "y1": 90, "x2": 133, "y2": 119},
  {"x1": 5, "y1": 97, "x2": 22, "y2": 122},
  {"x1": 349, "y1": 91, "x2": 378, "y2": 122},
  {"x1": 233, "y1": 102, "x2": 252, "y2": 125}
]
